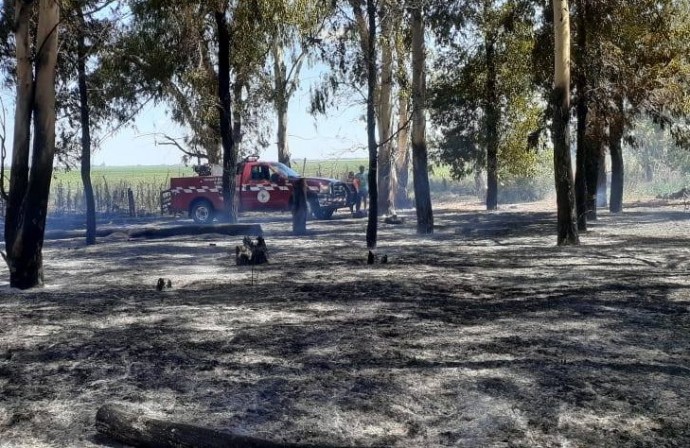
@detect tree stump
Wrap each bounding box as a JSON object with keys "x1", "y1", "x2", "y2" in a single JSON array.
[
  {"x1": 235, "y1": 236, "x2": 269, "y2": 266},
  {"x1": 292, "y1": 178, "x2": 308, "y2": 235}
]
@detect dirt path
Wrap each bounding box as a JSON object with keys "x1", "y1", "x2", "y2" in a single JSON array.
[{"x1": 1, "y1": 201, "x2": 689, "y2": 447}]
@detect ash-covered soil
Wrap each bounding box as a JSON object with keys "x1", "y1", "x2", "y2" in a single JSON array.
[{"x1": 1, "y1": 200, "x2": 689, "y2": 447}]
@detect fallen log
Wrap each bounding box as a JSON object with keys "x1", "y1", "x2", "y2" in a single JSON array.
[
  {"x1": 127, "y1": 223, "x2": 263, "y2": 239},
  {"x1": 95, "y1": 404, "x2": 344, "y2": 448},
  {"x1": 44, "y1": 228, "x2": 117, "y2": 240},
  {"x1": 43, "y1": 224, "x2": 263, "y2": 241}
]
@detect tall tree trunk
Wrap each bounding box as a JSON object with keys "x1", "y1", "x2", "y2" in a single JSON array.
[
  {"x1": 597, "y1": 146, "x2": 608, "y2": 208},
  {"x1": 215, "y1": 4, "x2": 237, "y2": 223},
  {"x1": 609, "y1": 106, "x2": 624, "y2": 214},
  {"x1": 394, "y1": 38, "x2": 411, "y2": 209},
  {"x1": 366, "y1": 0, "x2": 378, "y2": 249},
  {"x1": 377, "y1": 3, "x2": 394, "y2": 216},
  {"x1": 411, "y1": 6, "x2": 433, "y2": 235},
  {"x1": 475, "y1": 163, "x2": 486, "y2": 200},
  {"x1": 77, "y1": 7, "x2": 96, "y2": 245},
  {"x1": 583, "y1": 115, "x2": 600, "y2": 220},
  {"x1": 574, "y1": 109, "x2": 587, "y2": 230},
  {"x1": 272, "y1": 38, "x2": 291, "y2": 167},
  {"x1": 551, "y1": 0, "x2": 579, "y2": 245},
  {"x1": 574, "y1": 0, "x2": 588, "y2": 231},
  {"x1": 6, "y1": 0, "x2": 60, "y2": 289},
  {"x1": 485, "y1": 32, "x2": 498, "y2": 211},
  {"x1": 394, "y1": 110, "x2": 411, "y2": 208},
  {"x1": 232, "y1": 79, "x2": 243, "y2": 156},
  {"x1": 5, "y1": 0, "x2": 33, "y2": 253}
]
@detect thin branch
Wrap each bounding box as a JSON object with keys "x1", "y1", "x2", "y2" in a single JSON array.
[
  {"x1": 82, "y1": 0, "x2": 120, "y2": 19},
  {"x1": 377, "y1": 111, "x2": 413, "y2": 149},
  {"x1": 153, "y1": 133, "x2": 208, "y2": 161},
  {"x1": 93, "y1": 95, "x2": 154, "y2": 146}
]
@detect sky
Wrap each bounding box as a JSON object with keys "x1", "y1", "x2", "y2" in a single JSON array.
[{"x1": 1, "y1": 76, "x2": 370, "y2": 167}]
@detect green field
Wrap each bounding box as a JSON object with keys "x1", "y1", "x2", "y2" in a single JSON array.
[
  {"x1": 20, "y1": 157, "x2": 551, "y2": 215},
  {"x1": 50, "y1": 159, "x2": 373, "y2": 186},
  {"x1": 43, "y1": 160, "x2": 384, "y2": 215},
  {"x1": 52, "y1": 165, "x2": 195, "y2": 186}
]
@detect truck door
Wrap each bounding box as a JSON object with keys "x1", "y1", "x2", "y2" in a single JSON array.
[
  {"x1": 266, "y1": 164, "x2": 292, "y2": 209},
  {"x1": 240, "y1": 163, "x2": 272, "y2": 210}
]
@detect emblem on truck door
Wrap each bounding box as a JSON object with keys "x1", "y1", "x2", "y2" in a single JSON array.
[{"x1": 257, "y1": 190, "x2": 271, "y2": 203}]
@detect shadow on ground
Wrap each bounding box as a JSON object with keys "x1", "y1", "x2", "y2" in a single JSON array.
[{"x1": 1, "y1": 203, "x2": 689, "y2": 447}]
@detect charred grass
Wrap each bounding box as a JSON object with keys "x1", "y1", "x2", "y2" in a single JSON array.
[{"x1": 1, "y1": 201, "x2": 689, "y2": 447}]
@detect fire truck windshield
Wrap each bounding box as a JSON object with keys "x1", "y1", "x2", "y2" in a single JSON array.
[{"x1": 271, "y1": 163, "x2": 300, "y2": 178}]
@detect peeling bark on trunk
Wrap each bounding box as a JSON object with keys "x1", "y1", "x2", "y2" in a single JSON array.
[
  {"x1": 585, "y1": 110, "x2": 603, "y2": 221},
  {"x1": 276, "y1": 100, "x2": 290, "y2": 166},
  {"x1": 411, "y1": 6, "x2": 433, "y2": 235},
  {"x1": 551, "y1": 0, "x2": 579, "y2": 245},
  {"x1": 394, "y1": 46, "x2": 411, "y2": 209},
  {"x1": 597, "y1": 149, "x2": 608, "y2": 207},
  {"x1": 377, "y1": 3, "x2": 394, "y2": 216},
  {"x1": 574, "y1": 0, "x2": 588, "y2": 231},
  {"x1": 485, "y1": 33, "x2": 499, "y2": 211},
  {"x1": 272, "y1": 38, "x2": 291, "y2": 167},
  {"x1": 394, "y1": 115, "x2": 411, "y2": 208},
  {"x1": 6, "y1": 0, "x2": 60, "y2": 289},
  {"x1": 574, "y1": 108, "x2": 587, "y2": 230},
  {"x1": 215, "y1": 5, "x2": 238, "y2": 223},
  {"x1": 5, "y1": 0, "x2": 33, "y2": 255},
  {"x1": 609, "y1": 110, "x2": 624, "y2": 214},
  {"x1": 232, "y1": 79, "x2": 243, "y2": 156},
  {"x1": 584, "y1": 122, "x2": 600, "y2": 220},
  {"x1": 77, "y1": 7, "x2": 96, "y2": 245},
  {"x1": 366, "y1": 0, "x2": 378, "y2": 249}
]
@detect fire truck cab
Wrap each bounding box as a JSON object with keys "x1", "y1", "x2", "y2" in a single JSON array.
[{"x1": 161, "y1": 157, "x2": 356, "y2": 224}]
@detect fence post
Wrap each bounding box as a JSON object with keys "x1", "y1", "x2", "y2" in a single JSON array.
[{"x1": 127, "y1": 188, "x2": 136, "y2": 217}]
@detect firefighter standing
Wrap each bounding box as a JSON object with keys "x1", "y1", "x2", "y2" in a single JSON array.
[{"x1": 354, "y1": 165, "x2": 368, "y2": 212}]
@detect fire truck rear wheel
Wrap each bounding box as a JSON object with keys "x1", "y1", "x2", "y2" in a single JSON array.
[{"x1": 190, "y1": 200, "x2": 215, "y2": 224}]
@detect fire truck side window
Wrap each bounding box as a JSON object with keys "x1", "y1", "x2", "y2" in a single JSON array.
[
  {"x1": 251, "y1": 165, "x2": 270, "y2": 181},
  {"x1": 269, "y1": 166, "x2": 282, "y2": 183}
]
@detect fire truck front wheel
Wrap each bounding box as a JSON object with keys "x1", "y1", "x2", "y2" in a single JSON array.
[
  {"x1": 190, "y1": 200, "x2": 215, "y2": 224},
  {"x1": 307, "y1": 197, "x2": 334, "y2": 220}
]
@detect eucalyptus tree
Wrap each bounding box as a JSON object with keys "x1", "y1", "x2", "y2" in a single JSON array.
[
  {"x1": 607, "y1": 0, "x2": 690, "y2": 213},
  {"x1": 551, "y1": 0, "x2": 579, "y2": 245},
  {"x1": 114, "y1": 0, "x2": 282, "y2": 221},
  {"x1": 2, "y1": 0, "x2": 60, "y2": 289},
  {"x1": 2, "y1": 1, "x2": 138, "y2": 252},
  {"x1": 312, "y1": 0, "x2": 406, "y2": 217},
  {"x1": 570, "y1": 0, "x2": 690, "y2": 215},
  {"x1": 365, "y1": 0, "x2": 378, "y2": 247},
  {"x1": 116, "y1": 0, "x2": 273, "y2": 166},
  {"x1": 572, "y1": 0, "x2": 590, "y2": 229},
  {"x1": 266, "y1": 0, "x2": 333, "y2": 167},
  {"x1": 410, "y1": 1, "x2": 433, "y2": 234},
  {"x1": 429, "y1": 0, "x2": 543, "y2": 211},
  {"x1": 308, "y1": 0, "x2": 381, "y2": 244},
  {"x1": 56, "y1": 1, "x2": 129, "y2": 245},
  {"x1": 392, "y1": 24, "x2": 412, "y2": 208},
  {"x1": 346, "y1": 0, "x2": 398, "y2": 216}
]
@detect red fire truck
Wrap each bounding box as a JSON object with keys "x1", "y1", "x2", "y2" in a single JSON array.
[{"x1": 160, "y1": 157, "x2": 357, "y2": 223}]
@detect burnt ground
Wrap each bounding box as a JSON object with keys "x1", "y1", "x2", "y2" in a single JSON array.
[{"x1": 0, "y1": 200, "x2": 689, "y2": 447}]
